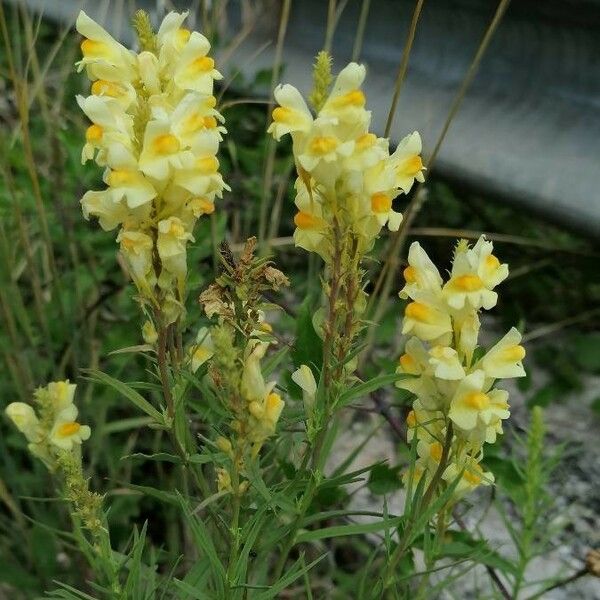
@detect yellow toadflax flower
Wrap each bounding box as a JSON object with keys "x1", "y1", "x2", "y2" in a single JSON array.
[
  {"x1": 5, "y1": 402, "x2": 42, "y2": 443},
  {"x1": 49, "y1": 406, "x2": 91, "y2": 451},
  {"x1": 5, "y1": 381, "x2": 91, "y2": 468},
  {"x1": 291, "y1": 364, "x2": 318, "y2": 417},
  {"x1": 268, "y1": 59, "x2": 426, "y2": 257},
  {"x1": 396, "y1": 236, "x2": 524, "y2": 500},
  {"x1": 76, "y1": 10, "x2": 227, "y2": 325},
  {"x1": 189, "y1": 326, "x2": 215, "y2": 372}
]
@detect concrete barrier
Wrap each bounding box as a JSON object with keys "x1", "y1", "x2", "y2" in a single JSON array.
[{"x1": 7, "y1": 0, "x2": 600, "y2": 236}]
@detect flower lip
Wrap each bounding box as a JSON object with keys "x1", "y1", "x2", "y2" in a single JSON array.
[
  {"x1": 57, "y1": 422, "x2": 81, "y2": 438},
  {"x1": 294, "y1": 211, "x2": 323, "y2": 230},
  {"x1": 309, "y1": 136, "x2": 338, "y2": 155},
  {"x1": 330, "y1": 89, "x2": 366, "y2": 108},
  {"x1": 152, "y1": 133, "x2": 181, "y2": 154},
  {"x1": 405, "y1": 302, "x2": 431, "y2": 323},
  {"x1": 403, "y1": 266, "x2": 417, "y2": 283},
  {"x1": 453, "y1": 274, "x2": 483, "y2": 292},
  {"x1": 502, "y1": 345, "x2": 526, "y2": 361},
  {"x1": 85, "y1": 124, "x2": 103, "y2": 142},
  {"x1": 399, "y1": 155, "x2": 423, "y2": 177},
  {"x1": 80, "y1": 38, "x2": 110, "y2": 58},
  {"x1": 91, "y1": 80, "x2": 126, "y2": 98},
  {"x1": 272, "y1": 106, "x2": 293, "y2": 123},
  {"x1": 464, "y1": 391, "x2": 489, "y2": 410},
  {"x1": 429, "y1": 442, "x2": 443, "y2": 462},
  {"x1": 188, "y1": 56, "x2": 214, "y2": 74},
  {"x1": 371, "y1": 192, "x2": 392, "y2": 214}
]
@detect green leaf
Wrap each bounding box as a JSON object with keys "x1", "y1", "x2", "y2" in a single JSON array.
[
  {"x1": 172, "y1": 578, "x2": 216, "y2": 600},
  {"x1": 123, "y1": 522, "x2": 150, "y2": 596},
  {"x1": 188, "y1": 453, "x2": 216, "y2": 465},
  {"x1": 296, "y1": 515, "x2": 404, "y2": 543},
  {"x1": 121, "y1": 452, "x2": 183, "y2": 464},
  {"x1": 367, "y1": 463, "x2": 403, "y2": 495},
  {"x1": 482, "y1": 454, "x2": 525, "y2": 501},
  {"x1": 178, "y1": 495, "x2": 226, "y2": 594},
  {"x1": 292, "y1": 295, "x2": 323, "y2": 369},
  {"x1": 102, "y1": 416, "x2": 154, "y2": 434},
  {"x1": 126, "y1": 483, "x2": 180, "y2": 506},
  {"x1": 438, "y1": 530, "x2": 517, "y2": 575},
  {"x1": 255, "y1": 553, "x2": 325, "y2": 600},
  {"x1": 338, "y1": 372, "x2": 408, "y2": 406},
  {"x1": 84, "y1": 369, "x2": 164, "y2": 423}
]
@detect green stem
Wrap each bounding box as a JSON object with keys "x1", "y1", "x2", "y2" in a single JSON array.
[
  {"x1": 226, "y1": 487, "x2": 242, "y2": 584},
  {"x1": 382, "y1": 425, "x2": 453, "y2": 594}
]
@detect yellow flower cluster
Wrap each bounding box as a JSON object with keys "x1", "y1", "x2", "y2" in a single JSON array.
[
  {"x1": 5, "y1": 381, "x2": 90, "y2": 468},
  {"x1": 76, "y1": 10, "x2": 227, "y2": 322},
  {"x1": 268, "y1": 61, "x2": 425, "y2": 259},
  {"x1": 239, "y1": 340, "x2": 285, "y2": 456},
  {"x1": 212, "y1": 337, "x2": 285, "y2": 493},
  {"x1": 396, "y1": 237, "x2": 526, "y2": 496}
]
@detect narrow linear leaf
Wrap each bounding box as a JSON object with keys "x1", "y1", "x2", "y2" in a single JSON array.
[
  {"x1": 338, "y1": 372, "x2": 409, "y2": 406},
  {"x1": 84, "y1": 369, "x2": 163, "y2": 422},
  {"x1": 121, "y1": 453, "x2": 183, "y2": 464},
  {"x1": 296, "y1": 515, "x2": 404, "y2": 543}
]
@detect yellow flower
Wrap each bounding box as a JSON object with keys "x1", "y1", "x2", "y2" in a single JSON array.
[
  {"x1": 157, "y1": 217, "x2": 194, "y2": 281},
  {"x1": 297, "y1": 126, "x2": 354, "y2": 174},
  {"x1": 142, "y1": 320, "x2": 158, "y2": 344},
  {"x1": 292, "y1": 180, "x2": 329, "y2": 258},
  {"x1": 443, "y1": 456, "x2": 494, "y2": 496},
  {"x1": 405, "y1": 399, "x2": 445, "y2": 443},
  {"x1": 90, "y1": 79, "x2": 137, "y2": 111},
  {"x1": 452, "y1": 307, "x2": 481, "y2": 365},
  {"x1": 49, "y1": 405, "x2": 91, "y2": 451},
  {"x1": 117, "y1": 230, "x2": 154, "y2": 288},
  {"x1": 263, "y1": 392, "x2": 285, "y2": 428},
  {"x1": 416, "y1": 438, "x2": 446, "y2": 473},
  {"x1": 478, "y1": 327, "x2": 526, "y2": 380},
  {"x1": 173, "y1": 32, "x2": 223, "y2": 93},
  {"x1": 5, "y1": 402, "x2": 41, "y2": 443},
  {"x1": 171, "y1": 93, "x2": 226, "y2": 148},
  {"x1": 319, "y1": 62, "x2": 370, "y2": 137},
  {"x1": 241, "y1": 341, "x2": 270, "y2": 403},
  {"x1": 390, "y1": 131, "x2": 425, "y2": 193},
  {"x1": 105, "y1": 168, "x2": 157, "y2": 209},
  {"x1": 428, "y1": 345, "x2": 466, "y2": 381},
  {"x1": 138, "y1": 121, "x2": 190, "y2": 181},
  {"x1": 46, "y1": 381, "x2": 77, "y2": 412},
  {"x1": 156, "y1": 11, "x2": 190, "y2": 68},
  {"x1": 401, "y1": 297, "x2": 452, "y2": 343},
  {"x1": 361, "y1": 161, "x2": 403, "y2": 231},
  {"x1": 189, "y1": 327, "x2": 214, "y2": 372},
  {"x1": 399, "y1": 241, "x2": 444, "y2": 300},
  {"x1": 76, "y1": 95, "x2": 134, "y2": 166},
  {"x1": 443, "y1": 236, "x2": 508, "y2": 310},
  {"x1": 137, "y1": 51, "x2": 161, "y2": 95},
  {"x1": 291, "y1": 364, "x2": 318, "y2": 416},
  {"x1": 344, "y1": 133, "x2": 389, "y2": 171},
  {"x1": 448, "y1": 370, "x2": 510, "y2": 433},
  {"x1": 173, "y1": 145, "x2": 229, "y2": 198},
  {"x1": 81, "y1": 190, "x2": 129, "y2": 231},
  {"x1": 75, "y1": 11, "x2": 137, "y2": 82},
  {"x1": 267, "y1": 84, "x2": 313, "y2": 142}
]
